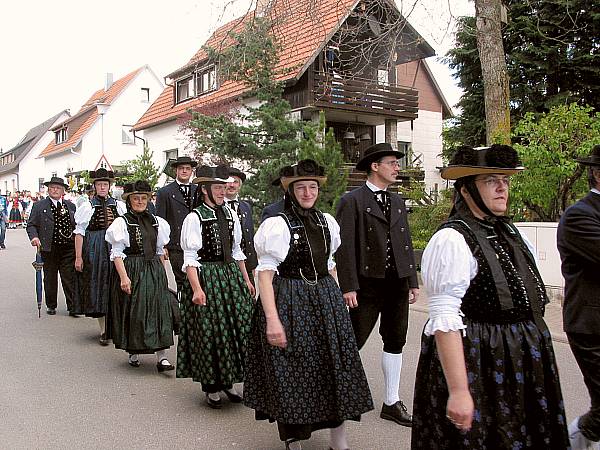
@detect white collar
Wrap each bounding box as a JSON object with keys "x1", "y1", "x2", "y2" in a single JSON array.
[
  {"x1": 226, "y1": 196, "x2": 239, "y2": 202},
  {"x1": 50, "y1": 198, "x2": 61, "y2": 206},
  {"x1": 176, "y1": 180, "x2": 191, "y2": 187},
  {"x1": 591, "y1": 188, "x2": 600, "y2": 196},
  {"x1": 366, "y1": 180, "x2": 387, "y2": 192}
]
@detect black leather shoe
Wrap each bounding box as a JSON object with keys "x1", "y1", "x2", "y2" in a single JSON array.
[
  {"x1": 223, "y1": 389, "x2": 243, "y2": 403},
  {"x1": 46, "y1": 308, "x2": 56, "y2": 315},
  {"x1": 205, "y1": 394, "x2": 222, "y2": 409},
  {"x1": 99, "y1": 333, "x2": 109, "y2": 346},
  {"x1": 128, "y1": 357, "x2": 141, "y2": 368},
  {"x1": 380, "y1": 400, "x2": 412, "y2": 427},
  {"x1": 157, "y1": 359, "x2": 175, "y2": 372}
]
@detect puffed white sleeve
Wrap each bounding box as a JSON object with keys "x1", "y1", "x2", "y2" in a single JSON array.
[
  {"x1": 105, "y1": 217, "x2": 129, "y2": 261},
  {"x1": 254, "y1": 216, "x2": 291, "y2": 272},
  {"x1": 421, "y1": 227, "x2": 478, "y2": 336},
  {"x1": 324, "y1": 213, "x2": 341, "y2": 270},
  {"x1": 180, "y1": 212, "x2": 202, "y2": 270},
  {"x1": 74, "y1": 201, "x2": 93, "y2": 236},
  {"x1": 116, "y1": 200, "x2": 127, "y2": 216},
  {"x1": 230, "y1": 208, "x2": 246, "y2": 261},
  {"x1": 156, "y1": 216, "x2": 171, "y2": 256}
]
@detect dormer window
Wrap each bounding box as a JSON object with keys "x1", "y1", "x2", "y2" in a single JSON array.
[
  {"x1": 196, "y1": 65, "x2": 217, "y2": 95},
  {"x1": 174, "y1": 65, "x2": 218, "y2": 105},
  {"x1": 176, "y1": 76, "x2": 195, "y2": 103},
  {"x1": 55, "y1": 128, "x2": 67, "y2": 144}
]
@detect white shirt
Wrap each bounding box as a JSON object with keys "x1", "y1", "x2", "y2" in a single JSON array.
[
  {"x1": 591, "y1": 188, "x2": 600, "y2": 195},
  {"x1": 74, "y1": 198, "x2": 126, "y2": 235},
  {"x1": 105, "y1": 216, "x2": 170, "y2": 261},
  {"x1": 254, "y1": 213, "x2": 341, "y2": 273},
  {"x1": 421, "y1": 227, "x2": 537, "y2": 336},
  {"x1": 49, "y1": 198, "x2": 62, "y2": 208},
  {"x1": 180, "y1": 205, "x2": 245, "y2": 270},
  {"x1": 366, "y1": 180, "x2": 386, "y2": 193}
]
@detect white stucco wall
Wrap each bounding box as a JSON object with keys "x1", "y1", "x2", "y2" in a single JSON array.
[{"x1": 143, "y1": 120, "x2": 191, "y2": 187}]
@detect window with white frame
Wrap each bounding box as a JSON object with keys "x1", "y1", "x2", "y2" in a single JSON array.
[
  {"x1": 55, "y1": 128, "x2": 67, "y2": 144},
  {"x1": 141, "y1": 87, "x2": 150, "y2": 103},
  {"x1": 122, "y1": 125, "x2": 135, "y2": 144},
  {"x1": 176, "y1": 76, "x2": 195, "y2": 103},
  {"x1": 164, "y1": 148, "x2": 178, "y2": 163},
  {"x1": 196, "y1": 65, "x2": 217, "y2": 94},
  {"x1": 397, "y1": 141, "x2": 411, "y2": 169}
]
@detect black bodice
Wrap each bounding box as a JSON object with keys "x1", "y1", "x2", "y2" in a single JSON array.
[
  {"x1": 442, "y1": 219, "x2": 547, "y2": 324},
  {"x1": 122, "y1": 212, "x2": 159, "y2": 260},
  {"x1": 88, "y1": 196, "x2": 119, "y2": 231},
  {"x1": 277, "y1": 209, "x2": 331, "y2": 282},
  {"x1": 193, "y1": 203, "x2": 235, "y2": 263}
]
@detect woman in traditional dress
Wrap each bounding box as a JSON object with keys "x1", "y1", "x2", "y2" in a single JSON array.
[
  {"x1": 411, "y1": 145, "x2": 568, "y2": 449},
  {"x1": 74, "y1": 168, "x2": 125, "y2": 344},
  {"x1": 8, "y1": 193, "x2": 23, "y2": 228},
  {"x1": 178, "y1": 164, "x2": 255, "y2": 407},
  {"x1": 105, "y1": 180, "x2": 174, "y2": 370},
  {"x1": 244, "y1": 159, "x2": 373, "y2": 450}
]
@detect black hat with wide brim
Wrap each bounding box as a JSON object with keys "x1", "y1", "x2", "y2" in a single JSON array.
[
  {"x1": 89, "y1": 168, "x2": 115, "y2": 182},
  {"x1": 355, "y1": 143, "x2": 405, "y2": 171},
  {"x1": 192, "y1": 165, "x2": 234, "y2": 184},
  {"x1": 122, "y1": 180, "x2": 153, "y2": 200},
  {"x1": 440, "y1": 144, "x2": 525, "y2": 180},
  {"x1": 170, "y1": 156, "x2": 198, "y2": 168},
  {"x1": 575, "y1": 144, "x2": 600, "y2": 166},
  {"x1": 280, "y1": 159, "x2": 327, "y2": 191},
  {"x1": 43, "y1": 176, "x2": 69, "y2": 189},
  {"x1": 229, "y1": 167, "x2": 247, "y2": 182}
]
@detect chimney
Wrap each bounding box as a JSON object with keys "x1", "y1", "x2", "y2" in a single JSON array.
[
  {"x1": 105, "y1": 73, "x2": 114, "y2": 91},
  {"x1": 255, "y1": 0, "x2": 272, "y2": 17}
]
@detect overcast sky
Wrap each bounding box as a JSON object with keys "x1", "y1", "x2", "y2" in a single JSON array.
[{"x1": 0, "y1": 0, "x2": 473, "y2": 150}]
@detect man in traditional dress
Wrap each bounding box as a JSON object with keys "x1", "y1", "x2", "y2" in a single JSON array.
[
  {"x1": 155, "y1": 156, "x2": 198, "y2": 292},
  {"x1": 336, "y1": 143, "x2": 419, "y2": 427},
  {"x1": 558, "y1": 144, "x2": 600, "y2": 450},
  {"x1": 226, "y1": 167, "x2": 257, "y2": 282},
  {"x1": 26, "y1": 177, "x2": 78, "y2": 315},
  {"x1": 74, "y1": 168, "x2": 124, "y2": 344}
]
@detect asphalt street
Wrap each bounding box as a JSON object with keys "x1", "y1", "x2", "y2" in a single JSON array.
[{"x1": 0, "y1": 228, "x2": 590, "y2": 449}]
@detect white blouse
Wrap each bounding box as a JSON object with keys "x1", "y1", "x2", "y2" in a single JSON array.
[
  {"x1": 254, "y1": 213, "x2": 341, "y2": 273},
  {"x1": 104, "y1": 216, "x2": 170, "y2": 261},
  {"x1": 422, "y1": 227, "x2": 537, "y2": 336},
  {"x1": 74, "y1": 199, "x2": 127, "y2": 235},
  {"x1": 180, "y1": 206, "x2": 245, "y2": 270}
]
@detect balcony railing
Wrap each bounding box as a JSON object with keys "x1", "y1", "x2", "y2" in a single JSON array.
[{"x1": 313, "y1": 72, "x2": 419, "y2": 119}]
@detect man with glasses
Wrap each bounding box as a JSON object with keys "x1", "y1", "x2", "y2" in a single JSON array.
[{"x1": 336, "y1": 142, "x2": 419, "y2": 427}]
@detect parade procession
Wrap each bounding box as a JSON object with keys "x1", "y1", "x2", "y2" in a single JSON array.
[{"x1": 2, "y1": 0, "x2": 600, "y2": 449}]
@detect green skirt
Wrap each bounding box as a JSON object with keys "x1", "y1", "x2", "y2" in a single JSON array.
[
  {"x1": 176, "y1": 261, "x2": 255, "y2": 389},
  {"x1": 110, "y1": 255, "x2": 174, "y2": 354}
]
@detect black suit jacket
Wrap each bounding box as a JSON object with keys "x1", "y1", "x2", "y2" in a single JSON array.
[
  {"x1": 235, "y1": 200, "x2": 258, "y2": 271},
  {"x1": 26, "y1": 198, "x2": 76, "y2": 252},
  {"x1": 557, "y1": 191, "x2": 600, "y2": 335},
  {"x1": 261, "y1": 198, "x2": 285, "y2": 223},
  {"x1": 155, "y1": 182, "x2": 197, "y2": 252},
  {"x1": 335, "y1": 185, "x2": 418, "y2": 293}
]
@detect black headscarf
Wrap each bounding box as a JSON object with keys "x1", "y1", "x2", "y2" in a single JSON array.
[{"x1": 126, "y1": 199, "x2": 157, "y2": 261}]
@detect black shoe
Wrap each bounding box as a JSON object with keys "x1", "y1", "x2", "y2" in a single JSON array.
[
  {"x1": 0, "y1": 243, "x2": 5, "y2": 249},
  {"x1": 285, "y1": 439, "x2": 302, "y2": 450},
  {"x1": 99, "y1": 333, "x2": 109, "y2": 346},
  {"x1": 380, "y1": 400, "x2": 412, "y2": 427},
  {"x1": 223, "y1": 389, "x2": 243, "y2": 403},
  {"x1": 205, "y1": 394, "x2": 222, "y2": 409},
  {"x1": 157, "y1": 359, "x2": 175, "y2": 372},
  {"x1": 46, "y1": 308, "x2": 56, "y2": 315},
  {"x1": 128, "y1": 357, "x2": 141, "y2": 368}
]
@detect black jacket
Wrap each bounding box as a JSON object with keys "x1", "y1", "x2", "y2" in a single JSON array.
[
  {"x1": 236, "y1": 199, "x2": 258, "y2": 271},
  {"x1": 155, "y1": 182, "x2": 197, "y2": 252},
  {"x1": 26, "y1": 198, "x2": 76, "y2": 252},
  {"x1": 557, "y1": 191, "x2": 600, "y2": 335},
  {"x1": 261, "y1": 198, "x2": 285, "y2": 223},
  {"x1": 335, "y1": 185, "x2": 418, "y2": 293}
]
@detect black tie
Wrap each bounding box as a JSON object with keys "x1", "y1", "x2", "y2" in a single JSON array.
[
  {"x1": 227, "y1": 199, "x2": 239, "y2": 213},
  {"x1": 374, "y1": 191, "x2": 390, "y2": 220},
  {"x1": 56, "y1": 201, "x2": 62, "y2": 212},
  {"x1": 180, "y1": 185, "x2": 191, "y2": 207}
]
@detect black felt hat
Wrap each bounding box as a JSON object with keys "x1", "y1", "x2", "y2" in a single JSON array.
[
  {"x1": 575, "y1": 145, "x2": 600, "y2": 166},
  {"x1": 228, "y1": 167, "x2": 247, "y2": 182},
  {"x1": 192, "y1": 165, "x2": 234, "y2": 184},
  {"x1": 355, "y1": 143, "x2": 405, "y2": 171},
  {"x1": 89, "y1": 168, "x2": 115, "y2": 182},
  {"x1": 170, "y1": 156, "x2": 198, "y2": 168},
  {"x1": 280, "y1": 159, "x2": 327, "y2": 190},
  {"x1": 440, "y1": 144, "x2": 525, "y2": 180},
  {"x1": 43, "y1": 176, "x2": 69, "y2": 189},
  {"x1": 122, "y1": 180, "x2": 152, "y2": 200}
]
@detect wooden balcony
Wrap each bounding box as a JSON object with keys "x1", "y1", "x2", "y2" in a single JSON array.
[{"x1": 312, "y1": 72, "x2": 419, "y2": 120}]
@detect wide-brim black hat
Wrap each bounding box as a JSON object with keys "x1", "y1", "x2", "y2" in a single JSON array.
[
  {"x1": 192, "y1": 165, "x2": 234, "y2": 184},
  {"x1": 229, "y1": 167, "x2": 247, "y2": 182},
  {"x1": 356, "y1": 143, "x2": 404, "y2": 171},
  {"x1": 122, "y1": 180, "x2": 153, "y2": 200},
  {"x1": 170, "y1": 156, "x2": 198, "y2": 168},
  {"x1": 440, "y1": 144, "x2": 525, "y2": 180},
  {"x1": 280, "y1": 159, "x2": 327, "y2": 191},
  {"x1": 89, "y1": 168, "x2": 115, "y2": 182},
  {"x1": 575, "y1": 144, "x2": 600, "y2": 166},
  {"x1": 43, "y1": 176, "x2": 69, "y2": 189}
]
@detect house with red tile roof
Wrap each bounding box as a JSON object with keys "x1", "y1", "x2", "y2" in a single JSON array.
[
  {"x1": 134, "y1": 0, "x2": 451, "y2": 191},
  {"x1": 40, "y1": 65, "x2": 163, "y2": 186}
]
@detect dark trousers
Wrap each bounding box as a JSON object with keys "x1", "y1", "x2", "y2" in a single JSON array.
[
  {"x1": 41, "y1": 244, "x2": 76, "y2": 311},
  {"x1": 167, "y1": 249, "x2": 186, "y2": 290},
  {"x1": 350, "y1": 276, "x2": 410, "y2": 354},
  {"x1": 567, "y1": 332, "x2": 600, "y2": 442}
]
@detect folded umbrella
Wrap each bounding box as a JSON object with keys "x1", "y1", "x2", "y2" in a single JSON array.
[{"x1": 32, "y1": 249, "x2": 44, "y2": 318}]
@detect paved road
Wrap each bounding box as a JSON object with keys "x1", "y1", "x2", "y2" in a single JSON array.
[{"x1": 0, "y1": 228, "x2": 590, "y2": 449}]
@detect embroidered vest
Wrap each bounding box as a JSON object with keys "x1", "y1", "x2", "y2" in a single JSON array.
[
  {"x1": 193, "y1": 203, "x2": 234, "y2": 263},
  {"x1": 88, "y1": 197, "x2": 119, "y2": 231},
  {"x1": 52, "y1": 202, "x2": 74, "y2": 246},
  {"x1": 122, "y1": 213, "x2": 159, "y2": 258}
]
